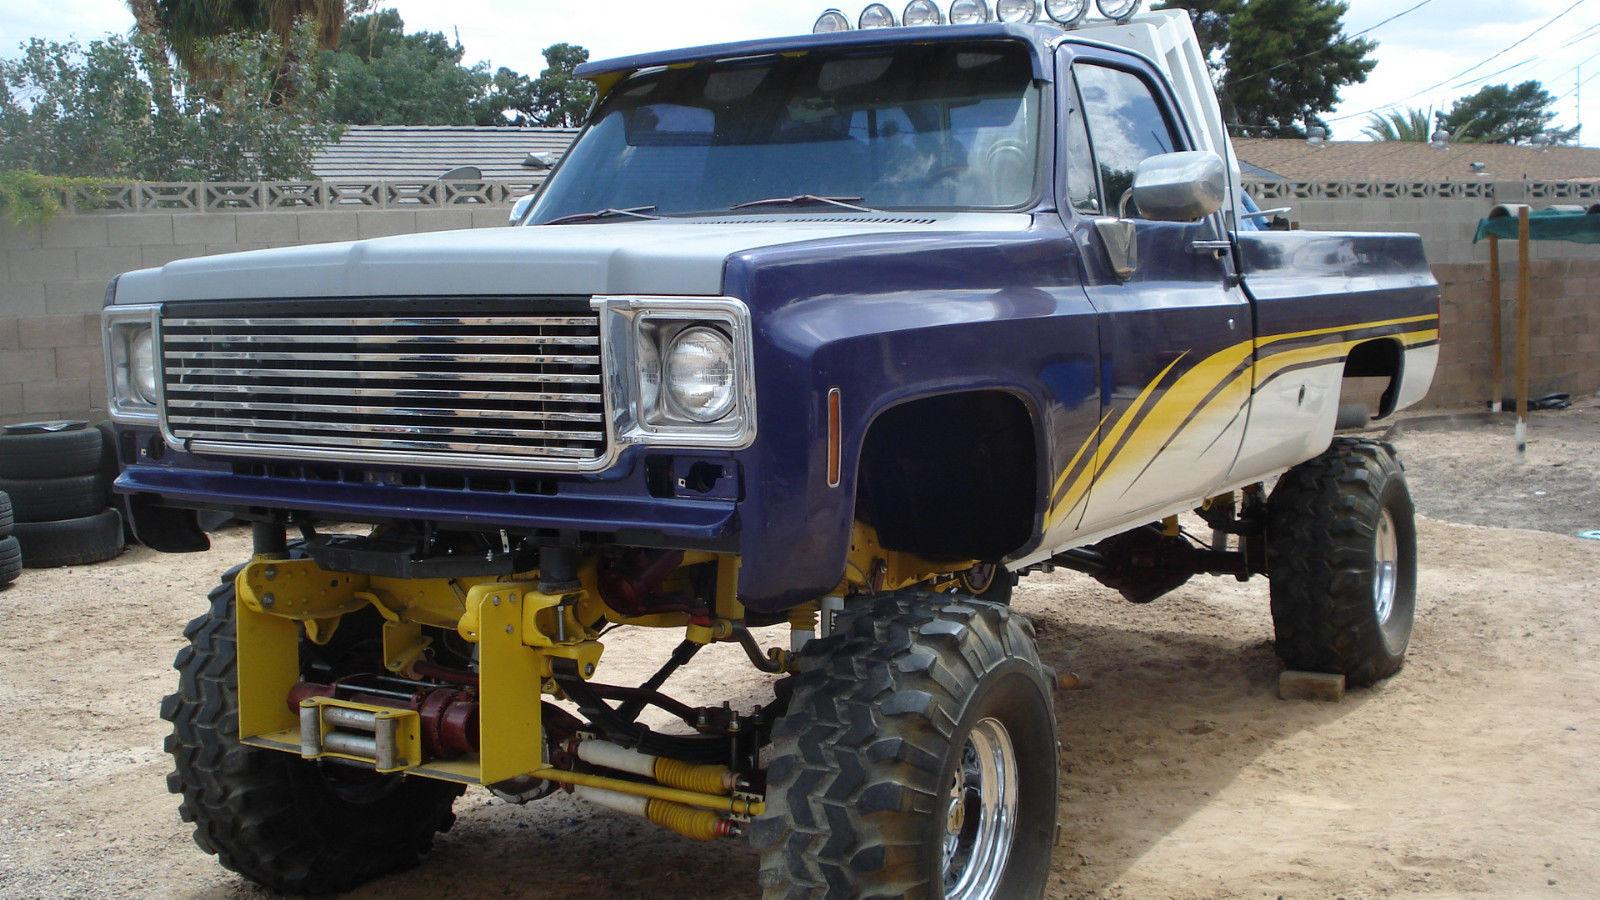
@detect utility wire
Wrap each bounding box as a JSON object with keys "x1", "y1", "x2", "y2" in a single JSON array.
[
  {"x1": 1230, "y1": 0, "x2": 1438, "y2": 86},
  {"x1": 1327, "y1": 0, "x2": 1590, "y2": 123}
]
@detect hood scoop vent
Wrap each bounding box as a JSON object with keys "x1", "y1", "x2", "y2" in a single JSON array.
[{"x1": 690, "y1": 215, "x2": 939, "y2": 226}]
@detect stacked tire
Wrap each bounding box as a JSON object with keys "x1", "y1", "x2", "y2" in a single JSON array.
[{"x1": 0, "y1": 422, "x2": 125, "y2": 569}]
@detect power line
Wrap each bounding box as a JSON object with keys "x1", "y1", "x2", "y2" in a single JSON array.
[
  {"x1": 1327, "y1": 0, "x2": 1590, "y2": 123},
  {"x1": 1230, "y1": 0, "x2": 1439, "y2": 86}
]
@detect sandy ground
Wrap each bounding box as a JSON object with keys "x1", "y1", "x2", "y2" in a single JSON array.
[{"x1": 2, "y1": 413, "x2": 1599, "y2": 898}]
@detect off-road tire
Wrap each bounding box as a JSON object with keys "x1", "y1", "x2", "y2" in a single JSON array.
[
  {"x1": 0, "y1": 421, "x2": 104, "y2": 479},
  {"x1": 0, "y1": 535, "x2": 21, "y2": 585},
  {"x1": 0, "y1": 490, "x2": 13, "y2": 537},
  {"x1": 1267, "y1": 437, "x2": 1418, "y2": 687},
  {"x1": 0, "y1": 472, "x2": 109, "y2": 522},
  {"x1": 753, "y1": 591, "x2": 1058, "y2": 899},
  {"x1": 13, "y1": 508, "x2": 124, "y2": 568},
  {"x1": 161, "y1": 569, "x2": 463, "y2": 894}
]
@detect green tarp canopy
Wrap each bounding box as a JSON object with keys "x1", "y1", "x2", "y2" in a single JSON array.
[{"x1": 1474, "y1": 205, "x2": 1600, "y2": 244}]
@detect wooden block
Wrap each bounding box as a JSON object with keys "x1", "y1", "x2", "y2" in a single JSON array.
[{"x1": 1278, "y1": 670, "x2": 1346, "y2": 702}]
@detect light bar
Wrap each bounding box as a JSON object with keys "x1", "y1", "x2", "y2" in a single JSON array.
[{"x1": 811, "y1": 0, "x2": 1139, "y2": 32}]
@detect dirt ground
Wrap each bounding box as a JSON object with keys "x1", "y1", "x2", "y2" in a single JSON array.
[{"x1": 2, "y1": 407, "x2": 1598, "y2": 899}]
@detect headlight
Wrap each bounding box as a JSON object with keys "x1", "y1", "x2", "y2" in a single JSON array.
[
  {"x1": 1045, "y1": 0, "x2": 1090, "y2": 24},
  {"x1": 813, "y1": 9, "x2": 852, "y2": 31},
  {"x1": 996, "y1": 0, "x2": 1038, "y2": 22},
  {"x1": 103, "y1": 303, "x2": 161, "y2": 424},
  {"x1": 948, "y1": 0, "x2": 991, "y2": 23},
  {"x1": 665, "y1": 327, "x2": 736, "y2": 423},
  {"x1": 637, "y1": 328, "x2": 662, "y2": 413},
  {"x1": 1096, "y1": 0, "x2": 1141, "y2": 22},
  {"x1": 858, "y1": 3, "x2": 896, "y2": 27},
  {"x1": 130, "y1": 328, "x2": 158, "y2": 404},
  {"x1": 903, "y1": 0, "x2": 943, "y2": 24}
]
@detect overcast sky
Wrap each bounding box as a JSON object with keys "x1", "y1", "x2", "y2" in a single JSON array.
[{"x1": 5, "y1": 0, "x2": 1600, "y2": 143}]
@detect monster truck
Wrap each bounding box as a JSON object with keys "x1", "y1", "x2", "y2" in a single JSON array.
[{"x1": 102, "y1": 5, "x2": 1436, "y2": 898}]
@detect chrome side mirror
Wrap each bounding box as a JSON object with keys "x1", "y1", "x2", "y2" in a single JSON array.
[
  {"x1": 509, "y1": 194, "x2": 537, "y2": 226},
  {"x1": 1130, "y1": 150, "x2": 1227, "y2": 223}
]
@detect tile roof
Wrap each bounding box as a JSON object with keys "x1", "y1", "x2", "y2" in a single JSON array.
[
  {"x1": 1234, "y1": 138, "x2": 1600, "y2": 183},
  {"x1": 311, "y1": 125, "x2": 580, "y2": 180}
]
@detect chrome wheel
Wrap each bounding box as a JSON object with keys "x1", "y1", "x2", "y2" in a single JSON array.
[
  {"x1": 942, "y1": 717, "x2": 1018, "y2": 900},
  {"x1": 1373, "y1": 508, "x2": 1399, "y2": 625}
]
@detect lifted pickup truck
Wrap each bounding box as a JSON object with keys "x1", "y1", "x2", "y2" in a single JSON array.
[{"x1": 104, "y1": 7, "x2": 1437, "y2": 898}]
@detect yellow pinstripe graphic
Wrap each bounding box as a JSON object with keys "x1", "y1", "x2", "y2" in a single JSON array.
[
  {"x1": 1048, "y1": 351, "x2": 1188, "y2": 526},
  {"x1": 1045, "y1": 314, "x2": 1439, "y2": 526}
]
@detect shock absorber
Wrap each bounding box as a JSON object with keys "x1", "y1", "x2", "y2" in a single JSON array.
[
  {"x1": 575, "y1": 739, "x2": 741, "y2": 794},
  {"x1": 573, "y1": 786, "x2": 737, "y2": 841}
]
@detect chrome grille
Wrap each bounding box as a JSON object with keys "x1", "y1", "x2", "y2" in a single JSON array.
[{"x1": 159, "y1": 304, "x2": 608, "y2": 470}]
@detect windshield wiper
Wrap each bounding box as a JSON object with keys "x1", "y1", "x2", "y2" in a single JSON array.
[
  {"x1": 543, "y1": 206, "x2": 661, "y2": 226},
  {"x1": 729, "y1": 195, "x2": 876, "y2": 213}
]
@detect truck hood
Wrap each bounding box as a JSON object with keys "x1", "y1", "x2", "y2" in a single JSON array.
[{"x1": 113, "y1": 213, "x2": 1033, "y2": 305}]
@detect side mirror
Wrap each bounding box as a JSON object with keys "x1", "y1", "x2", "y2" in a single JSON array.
[
  {"x1": 509, "y1": 194, "x2": 537, "y2": 226},
  {"x1": 1130, "y1": 151, "x2": 1227, "y2": 223}
]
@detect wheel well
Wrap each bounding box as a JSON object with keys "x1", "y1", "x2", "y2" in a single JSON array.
[
  {"x1": 1343, "y1": 338, "x2": 1404, "y2": 418},
  {"x1": 855, "y1": 391, "x2": 1037, "y2": 562}
]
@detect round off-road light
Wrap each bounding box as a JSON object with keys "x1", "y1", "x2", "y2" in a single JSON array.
[
  {"x1": 130, "y1": 328, "x2": 158, "y2": 404},
  {"x1": 814, "y1": 9, "x2": 852, "y2": 32},
  {"x1": 665, "y1": 326, "x2": 737, "y2": 423},
  {"x1": 859, "y1": 3, "x2": 897, "y2": 27},
  {"x1": 948, "y1": 0, "x2": 991, "y2": 23},
  {"x1": 903, "y1": 0, "x2": 944, "y2": 25},
  {"x1": 1095, "y1": 0, "x2": 1142, "y2": 22},
  {"x1": 996, "y1": 0, "x2": 1039, "y2": 22},
  {"x1": 1045, "y1": 0, "x2": 1091, "y2": 25}
]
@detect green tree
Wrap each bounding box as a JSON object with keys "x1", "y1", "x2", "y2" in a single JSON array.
[
  {"x1": 322, "y1": 9, "x2": 490, "y2": 125},
  {"x1": 1361, "y1": 107, "x2": 1435, "y2": 142},
  {"x1": 1157, "y1": 0, "x2": 1377, "y2": 137},
  {"x1": 1442, "y1": 81, "x2": 1578, "y2": 145},
  {"x1": 0, "y1": 26, "x2": 341, "y2": 181},
  {"x1": 524, "y1": 43, "x2": 595, "y2": 127},
  {"x1": 130, "y1": 0, "x2": 349, "y2": 77}
]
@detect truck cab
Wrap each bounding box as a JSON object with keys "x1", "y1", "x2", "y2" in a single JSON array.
[{"x1": 109, "y1": 8, "x2": 1437, "y2": 898}]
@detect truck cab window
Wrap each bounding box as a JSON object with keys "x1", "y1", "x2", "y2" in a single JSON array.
[
  {"x1": 1061, "y1": 73, "x2": 1102, "y2": 215},
  {"x1": 1074, "y1": 63, "x2": 1179, "y2": 217}
]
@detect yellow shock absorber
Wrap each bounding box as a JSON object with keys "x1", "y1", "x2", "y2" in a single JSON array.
[
  {"x1": 646, "y1": 798, "x2": 734, "y2": 841},
  {"x1": 653, "y1": 757, "x2": 736, "y2": 795}
]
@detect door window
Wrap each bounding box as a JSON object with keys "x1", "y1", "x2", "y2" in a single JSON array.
[
  {"x1": 1061, "y1": 73, "x2": 1102, "y2": 215},
  {"x1": 1074, "y1": 63, "x2": 1179, "y2": 217}
]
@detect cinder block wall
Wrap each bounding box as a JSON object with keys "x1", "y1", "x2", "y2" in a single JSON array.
[{"x1": 2, "y1": 179, "x2": 1598, "y2": 425}]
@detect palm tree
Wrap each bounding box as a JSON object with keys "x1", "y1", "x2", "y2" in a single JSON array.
[
  {"x1": 128, "y1": 0, "x2": 347, "y2": 75},
  {"x1": 1361, "y1": 107, "x2": 1435, "y2": 142}
]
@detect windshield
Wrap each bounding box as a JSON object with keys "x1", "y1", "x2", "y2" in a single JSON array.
[{"x1": 527, "y1": 42, "x2": 1042, "y2": 223}]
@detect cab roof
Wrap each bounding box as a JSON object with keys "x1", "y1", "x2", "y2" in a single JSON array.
[{"x1": 574, "y1": 23, "x2": 1059, "y2": 99}]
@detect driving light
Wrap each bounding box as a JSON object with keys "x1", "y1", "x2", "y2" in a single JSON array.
[
  {"x1": 948, "y1": 0, "x2": 991, "y2": 23},
  {"x1": 996, "y1": 0, "x2": 1039, "y2": 22},
  {"x1": 813, "y1": 9, "x2": 852, "y2": 32},
  {"x1": 1044, "y1": 0, "x2": 1090, "y2": 25},
  {"x1": 903, "y1": 0, "x2": 944, "y2": 25},
  {"x1": 130, "y1": 328, "x2": 158, "y2": 404},
  {"x1": 858, "y1": 3, "x2": 897, "y2": 27},
  {"x1": 1095, "y1": 0, "x2": 1141, "y2": 22},
  {"x1": 666, "y1": 327, "x2": 737, "y2": 423}
]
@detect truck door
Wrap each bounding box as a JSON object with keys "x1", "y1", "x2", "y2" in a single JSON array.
[{"x1": 1057, "y1": 50, "x2": 1254, "y2": 538}]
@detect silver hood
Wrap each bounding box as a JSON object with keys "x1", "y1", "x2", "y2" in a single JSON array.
[{"x1": 113, "y1": 214, "x2": 1033, "y2": 304}]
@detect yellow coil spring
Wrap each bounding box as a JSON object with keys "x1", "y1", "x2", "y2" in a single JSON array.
[
  {"x1": 652, "y1": 757, "x2": 732, "y2": 795},
  {"x1": 646, "y1": 799, "x2": 728, "y2": 842}
]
